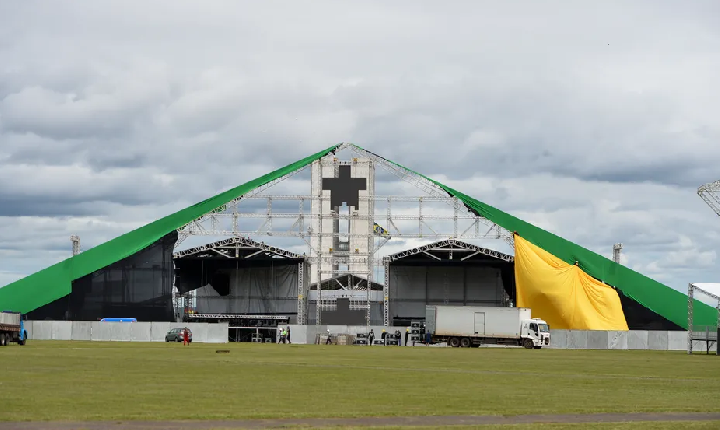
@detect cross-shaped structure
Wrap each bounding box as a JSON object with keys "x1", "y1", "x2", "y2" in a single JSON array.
[{"x1": 322, "y1": 165, "x2": 367, "y2": 209}]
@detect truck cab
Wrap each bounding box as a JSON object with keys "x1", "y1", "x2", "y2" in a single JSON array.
[{"x1": 521, "y1": 317, "x2": 550, "y2": 349}]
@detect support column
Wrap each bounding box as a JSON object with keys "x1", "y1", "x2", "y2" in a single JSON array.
[
  {"x1": 297, "y1": 261, "x2": 306, "y2": 325},
  {"x1": 366, "y1": 160, "x2": 375, "y2": 327},
  {"x1": 383, "y1": 258, "x2": 390, "y2": 326},
  {"x1": 688, "y1": 283, "x2": 693, "y2": 355}
]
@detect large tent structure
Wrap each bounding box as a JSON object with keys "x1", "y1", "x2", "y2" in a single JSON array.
[{"x1": 0, "y1": 143, "x2": 715, "y2": 330}]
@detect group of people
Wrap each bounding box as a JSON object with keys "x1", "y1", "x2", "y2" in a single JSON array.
[{"x1": 277, "y1": 326, "x2": 291, "y2": 343}]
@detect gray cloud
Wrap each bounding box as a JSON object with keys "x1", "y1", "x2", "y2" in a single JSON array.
[{"x1": 0, "y1": 0, "x2": 719, "y2": 294}]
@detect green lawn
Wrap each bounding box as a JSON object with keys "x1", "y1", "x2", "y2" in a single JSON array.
[
  {"x1": 296, "y1": 425, "x2": 720, "y2": 430},
  {"x1": 1, "y1": 341, "x2": 719, "y2": 423}
]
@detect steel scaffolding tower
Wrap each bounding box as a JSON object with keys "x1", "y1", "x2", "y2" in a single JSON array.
[
  {"x1": 612, "y1": 243, "x2": 622, "y2": 263},
  {"x1": 70, "y1": 235, "x2": 81, "y2": 256}
]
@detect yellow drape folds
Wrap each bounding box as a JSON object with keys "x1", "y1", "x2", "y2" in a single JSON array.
[{"x1": 514, "y1": 235, "x2": 629, "y2": 331}]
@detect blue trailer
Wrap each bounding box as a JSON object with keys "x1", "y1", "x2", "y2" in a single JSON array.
[{"x1": 0, "y1": 311, "x2": 27, "y2": 346}]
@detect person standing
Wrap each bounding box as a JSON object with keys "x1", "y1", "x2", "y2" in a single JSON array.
[{"x1": 183, "y1": 328, "x2": 189, "y2": 346}]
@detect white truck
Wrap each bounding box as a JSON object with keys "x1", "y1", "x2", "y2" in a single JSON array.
[{"x1": 425, "y1": 305, "x2": 550, "y2": 349}]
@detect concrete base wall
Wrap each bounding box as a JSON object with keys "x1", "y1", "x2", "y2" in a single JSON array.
[
  {"x1": 289, "y1": 324, "x2": 411, "y2": 345},
  {"x1": 288, "y1": 325, "x2": 713, "y2": 352},
  {"x1": 24, "y1": 321, "x2": 716, "y2": 352},
  {"x1": 547, "y1": 329, "x2": 714, "y2": 352},
  {"x1": 25, "y1": 321, "x2": 228, "y2": 343}
]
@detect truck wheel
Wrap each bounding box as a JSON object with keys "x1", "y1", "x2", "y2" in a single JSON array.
[
  {"x1": 460, "y1": 338, "x2": 471, "y2": 348},
  {"x1": 0, "y1": 333, "x2": 6, "y2": 347},
  {"x1": 523, "y1": 339, "x2": 534, "y2": 349},
  {"x1": 448, "y1": 337, "x2": 460, "y2": 348}
]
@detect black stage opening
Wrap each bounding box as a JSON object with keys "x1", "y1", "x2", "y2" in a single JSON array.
[
  {"x1": 174, "y1": 237, "x2": 305, "y2": 320},
  {"x1": 387, "y1": 240, "x2": 515, "y2": 326}
]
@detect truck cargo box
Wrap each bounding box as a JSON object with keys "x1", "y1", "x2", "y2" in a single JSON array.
[
  {"x1": 0, "y1": 311, "x2": 21, "y2": 327},
  {"x1": 426, "y1": 305, "x2": 531, "y2": 338}
]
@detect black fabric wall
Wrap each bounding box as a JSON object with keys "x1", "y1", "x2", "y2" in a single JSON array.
[
  {"x1": 618, "y1": 291, "x2": 683, "y2": 331},
  {"x1": 27, "y1": 231, "x2": 178, "y2": 322},
  {"x1": 173, "y1": 258, "x2": 302, "y2": 297}
]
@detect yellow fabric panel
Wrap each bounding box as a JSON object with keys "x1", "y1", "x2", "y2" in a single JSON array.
[{"x1": 514, "y1": 235, "x2": 629, "y2": 331}]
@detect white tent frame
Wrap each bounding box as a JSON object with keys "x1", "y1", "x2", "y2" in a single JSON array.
[{"x1": 687, "y1": 282, "x2": 720, "y2": 355}]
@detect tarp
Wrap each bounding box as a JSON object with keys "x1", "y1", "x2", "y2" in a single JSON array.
[
  {"x1": 354, "y1": 144, "x2": 717, "y2": 329},
  {"x1": 0, "y1": 145, "x2": 341, "y2": 313},
  {"x1": 514, "y1": 234, "x2": 629, "y2": 330}
]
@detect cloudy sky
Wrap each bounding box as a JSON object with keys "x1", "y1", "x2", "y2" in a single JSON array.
[{"x1": 1, "y1": 0, "x2": 719, "y2": 297}]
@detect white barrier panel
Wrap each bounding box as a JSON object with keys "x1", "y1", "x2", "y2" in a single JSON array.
[
  {"x1": 648, "y1": 331, "x2": 668, "y2": 350},
  {"x1": 92, "y1": 321, "x2": 140, "y2": 341},
  {"x1": 149, "y1": 322, "x2": 228, "y2": 343},
  {"x1": 567, "y1": 330, "x2": 588, "y2": 349},
  {"x1": 25, "y1": 321, "x2": 712, "y2": 351},
  {"x1": 548, "y1": 329, "x2": 567, "y2": 348},
  {"x1": 25, "y1": 320, "x2": 227, "y2": 343},
  {"x1": 71, "y1": 321, "x2": 93, "y2": 341},
  {"x1": 587, "y1": 331, "x2": 608, "y2": 349},
  {"x1": 608, "y1": 331, "x2": 628, "y2": 349},
  {"x1": 205, "y1": 323, "x2": 229, "y2": 343},
  {"x1": 627, "y1": 330, "x2": 649, "y2": 349},
  {"x1": 288, "y1": 325, "x2": 309, "y2": 344},
  {"x1": 668, "y1": 331, "x2": 687, "y2": 351},
  {"x1": 30, "y1": 321, "x2": 72, "y2": 340},
  {"x1": 150, "y1": 322, "x2": 174, "y2": 342},
  {"x1": 24, "y1": 321, "x2": 33, "y2": 340}
]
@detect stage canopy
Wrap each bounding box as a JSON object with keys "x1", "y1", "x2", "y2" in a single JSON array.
[
  {"x1": 174, "y1": 237, "x2": 306, "y2": 316},
  {"x1": 386, "y1": 239, "x2": 515, "y2": 321}
]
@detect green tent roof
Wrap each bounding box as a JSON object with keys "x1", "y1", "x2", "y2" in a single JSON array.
[
  {"x1": 0, "y1": 145, "x2": 341, "y2": 314},
  {"x1": 0, "y1": 143, "x2": 712, "y2": 329}
]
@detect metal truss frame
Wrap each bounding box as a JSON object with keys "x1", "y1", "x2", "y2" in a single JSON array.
[
  {"x1": 698, "y1": 180, "x2": 720, "y2": 217},
  {"x1": 186, "y1": 313, "x2": 290, "y2": 320},
  {"x1": 174, "y1": 163, "x2": 315, "y2": 249},
  {"x1": 345, "y1": 144, "x2": 515, "y2": 248},
  {"x1": 173, "y1": 236, "x2": 305, "y2": 260},
  {"x1": 177, "y1": 197, "x2": 503, "y2": 240},
  {"x1": 687, "y1": 283, "x2": 720, "y2": 355},
  {"x1": 385, "y1": 239, "x2": 515, "y2": 263},
  {"x1": 174, "y1": 142, "x2": 516, "y2": 326}
]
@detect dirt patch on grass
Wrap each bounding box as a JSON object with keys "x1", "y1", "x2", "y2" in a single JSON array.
[{"x1": 3, "y1": 412, "x2": 720, "y2": 429}]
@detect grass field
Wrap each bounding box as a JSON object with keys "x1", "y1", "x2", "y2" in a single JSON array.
[{"x1": 1, "y1": 340, "x2": 719, "y2": 426}]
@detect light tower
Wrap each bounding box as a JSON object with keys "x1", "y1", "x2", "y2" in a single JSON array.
[
  {"x1": 612, "y1": 243, "x2": 622, "y2": 263},
  {"x1": 70, "y1": 235, "x2": 81, "y2": 256}
]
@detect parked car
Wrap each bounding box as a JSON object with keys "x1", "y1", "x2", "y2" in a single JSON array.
[{"x1": 165, "y1": 327, "x2": 192, "y2": 342}]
